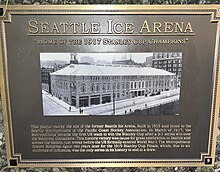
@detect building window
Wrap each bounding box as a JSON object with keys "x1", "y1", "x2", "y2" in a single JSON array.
[
  {"x1": 142, "y1": 82, "x2": 144, "y2": 88},
  {"x1": 117, "y1": 83, "x2": 120, "y2": 90},
  {"x1": 81, "y1": 84, "x2": 86, "y2": 93},
  {"x1": 117, "y1": 93, "x2": 120, "y2": 98},
  {"x1": 122, "y1": 91, "x2": 125, "y2": 97},
  {"x1": 108, "y1": 83, "x2": 111, "y2": 90},
  {"x1": 122, "y1": 82, "x2": 125, "y2": 89},
  {"x1": 71, "y1": 83, "x2": 76, "y2": 91},
  {"x1": 91, "y1": 83, "x2": 95, "y2": 92},
  {"x1": 126, "y1": 82, "x2": 130, "y2": 89},
  {"x1": 131, "y1": 82, "x2": 133, "y2": 89},
  {"x1": 113, "y1": 83, "x2": 116, "y2": 90},
  {"x1": 96, "y1": 84, "x2": 100, "y2": 92},
  {"x1": 103, "y1": 84, "x2": 106, "y2": 91}
]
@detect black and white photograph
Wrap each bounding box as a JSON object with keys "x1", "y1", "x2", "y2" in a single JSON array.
[{"x1": 40, "y1": 52, "x2": 182, "y2": 116}]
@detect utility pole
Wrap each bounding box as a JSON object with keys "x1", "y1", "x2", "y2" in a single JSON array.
[
  {"x1": 69, "y1": 74, "x2": 72, "y2": 106},
  {"x1": 113, "y1": 90, "x2": 116, "y2": 115}
]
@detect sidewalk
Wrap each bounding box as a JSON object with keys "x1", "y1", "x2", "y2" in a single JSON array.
[{"x1": 43, "y1": 88, "x2": 180, "y2": 116}]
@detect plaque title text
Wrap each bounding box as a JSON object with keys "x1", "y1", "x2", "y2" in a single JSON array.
[{"x1": 28, "y1": 19, "x2": 194, "y2": 35}]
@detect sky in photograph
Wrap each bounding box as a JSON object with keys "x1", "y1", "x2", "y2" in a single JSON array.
[{"x1": 40, "y1": 53, "x2": 153, "y2": 63}]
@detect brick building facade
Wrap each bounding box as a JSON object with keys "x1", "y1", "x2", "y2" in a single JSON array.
[{"x1": 50, "y1": 64, "x2": 176, "y2": 108}]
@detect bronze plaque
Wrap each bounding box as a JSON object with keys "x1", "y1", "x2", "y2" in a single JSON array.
[{"x1": 0, "y1": 5, "x2": 220, "y2": 167}]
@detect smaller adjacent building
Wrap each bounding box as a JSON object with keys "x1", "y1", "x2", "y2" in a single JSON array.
[
  {"x1": 152, "y1": 52, "x2": 182, "y2": 87},
  {"x1": 41, "y1": 68, "x2": 54, "y2": 93},
  {"x1": 54, "y1": 63, "x2": 69, "y2": 72},
  {"x1": 80, "y1": 56, "x2": 95, "y2": 64},
  {"x1": 112, "y1": 59, "x2": 140, "y2": 66}
]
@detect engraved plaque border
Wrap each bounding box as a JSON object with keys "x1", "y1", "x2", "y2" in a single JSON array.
[{"x1": 0, "y1": 5, "x2": 220, "y2": 167}]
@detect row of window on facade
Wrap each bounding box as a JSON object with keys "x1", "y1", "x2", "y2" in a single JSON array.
[
  {"x1": 53, "y1": 92, "x2": 69, "y2": 102},
  {"x1": 52, "y1": 86, "x2": 170, "y2": 104},
  {"x1": 153, "y1": 59, "x2": 182, "y2": 64},
  {"x1": 53, "y1": 81, "x2": 69, "y2": 90},
  {"x1": 84, "y1": 82, "x2": 128, "y2": 93},
  {"x1": 155, "y1": 67, "x2": 182, "y2": 72},
  {"x1": 52, "y1": 91, "x2": 130, "y2": 102},
  {"x1": 153, "y1": 64, "x2": 182, "y2": 68},
  {"x1": 153, "y1": 52, "x2": 181, "y2": 59},
  {"x1": 81, "y1": 76, "x2": 121, "y2": 81},
  {"x1": 52, "y1": 79, "x2": 174, "y2": 94},
  {"x1": 42, "y1": 72, "x2": 50, "y2": 76},
  {"x1": 41, "y1": 76, "x2": 50, "y2": 82},
  {"x1": 42, "y1": 76, "x2": 48, "y2": 79},
  {"x1": 70, "y1": 75, "x2": 170, "y2": 81},
  {"x1": 167, "y1": 69, "x2": 181, "y2": 73}
]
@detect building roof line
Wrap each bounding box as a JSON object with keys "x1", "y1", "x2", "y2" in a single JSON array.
[{"x1": 51, "y1": 64, "x2": 175, "y2": 77}]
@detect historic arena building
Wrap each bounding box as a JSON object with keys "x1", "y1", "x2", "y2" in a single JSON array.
[{"x1": 50, "y1": 64, "x2": 176, "y2": 108}]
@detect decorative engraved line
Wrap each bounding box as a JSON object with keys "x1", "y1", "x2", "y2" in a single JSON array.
[
  {"x1": 27, "y1": 33, "x2": 195, "y2": 36},
  {"x1": 4, "y1": 7, "x2": 219, "y2": 165},
  {"x1": 19, "y1": 160, "x2": 203, "y2": 164},
  {"x1": 209, "y1": 35, "x2": 220, "y2": 154},
  {"x1": 17, "y1": 157, "x2": 204, "y2": 164},
  {"x1": 205, "y1": 28, "x2": 220, "y2": 157},
  {"x1": 7, "y1": 9, "x2": 220, "y2": 21},
  {"x1": 0, "y1": 23, "x2": 13, "y2": 157},
  {"x1": 7, "y1": 9, "x2": 215, "y2": 14}
]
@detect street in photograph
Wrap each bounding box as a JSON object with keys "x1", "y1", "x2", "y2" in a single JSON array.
[{"x1": 40, "y1": 52, "x2": 182, "y2": 116}]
